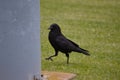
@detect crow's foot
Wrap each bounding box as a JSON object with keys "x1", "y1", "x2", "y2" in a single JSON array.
[{"x1": 45, "y1": 57, "x2": 53, "y2": 61}]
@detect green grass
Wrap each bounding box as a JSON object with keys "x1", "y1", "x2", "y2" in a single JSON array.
[{"x1": 40, "y1": 0, "x2": 120, "y2": 80}]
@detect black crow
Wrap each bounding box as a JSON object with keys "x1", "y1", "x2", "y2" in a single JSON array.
[{"x1": 46, "y1": 23, "x2": 90, "y2": 64}]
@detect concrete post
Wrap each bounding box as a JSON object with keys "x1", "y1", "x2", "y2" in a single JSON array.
[{"x1": 0, "y1": 0, "x2": 40, "y2": 80}]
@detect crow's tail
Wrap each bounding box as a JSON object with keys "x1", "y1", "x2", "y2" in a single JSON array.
[{"x1": 76, "y1": 47, "x2": 90, "y2": 56}]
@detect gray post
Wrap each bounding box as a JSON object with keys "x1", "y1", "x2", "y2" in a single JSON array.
[{"x1": 0, "y1": 0, "x2": 40, "y2": 80}]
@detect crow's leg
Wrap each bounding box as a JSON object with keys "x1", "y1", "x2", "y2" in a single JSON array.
[
  {"x1": 46, "y1": 50, "x2": 58, "y2": 61},
  {"x1": 65, "y1": 53, "x2": 69, "y2": 64}
]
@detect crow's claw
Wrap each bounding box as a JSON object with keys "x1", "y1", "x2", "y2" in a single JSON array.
[{"x1": 45, "y1": 57, "x2": 53, "y2": 61}]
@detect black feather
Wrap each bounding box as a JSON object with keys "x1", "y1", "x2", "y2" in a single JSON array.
[{"x1": 46, "y1": 23, "x2": 90, "y2": 64}]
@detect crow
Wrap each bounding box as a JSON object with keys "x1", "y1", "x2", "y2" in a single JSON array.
[{"x1": 46, "y1": 23, "x2": 90, "y2": 64}]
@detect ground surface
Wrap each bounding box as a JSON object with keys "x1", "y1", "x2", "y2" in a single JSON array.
[
  {"x1": 40, "y1": 0, "x2": 120, "y2": 80},
  {"x1": 42, "y1": 71, "x2": 76, "y2": 80}
]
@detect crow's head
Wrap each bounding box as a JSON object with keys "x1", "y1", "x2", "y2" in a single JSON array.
[{"x1": 48, "y1": 23, "x2": 61, "y2": 32}]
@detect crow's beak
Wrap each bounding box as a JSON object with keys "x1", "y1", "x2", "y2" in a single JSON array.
[
  {"x1": 48, "y1": 27, "x2": 51, "y2": 30},
  {"x1": 48, "y1": 27, "x2": 50, "y2": 30}
]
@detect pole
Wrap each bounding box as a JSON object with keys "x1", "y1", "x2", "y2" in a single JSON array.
[{"x1": 0, "y1": 0, "x2": 40, "y2": 80}]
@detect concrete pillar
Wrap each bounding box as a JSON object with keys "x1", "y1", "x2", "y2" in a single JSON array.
[{"x1": 0, "y1": 0, "x2": 40, "y2": 80}]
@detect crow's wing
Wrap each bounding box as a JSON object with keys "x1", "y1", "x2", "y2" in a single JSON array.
[
  {"x1": 67, "y1": 39, "x2": 79, "y2": 47},
  {"x1": 55, "y1": 35, "x2": 77, "y2": 51}
]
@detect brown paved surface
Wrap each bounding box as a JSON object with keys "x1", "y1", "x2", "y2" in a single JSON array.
[{"x1": 42, "y1": 71, "x2": 76, "y2": 80}]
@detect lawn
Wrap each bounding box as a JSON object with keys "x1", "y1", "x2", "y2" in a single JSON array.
[{"x1": 40, "y1": 0, "x2": 120, "y2": 80}]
